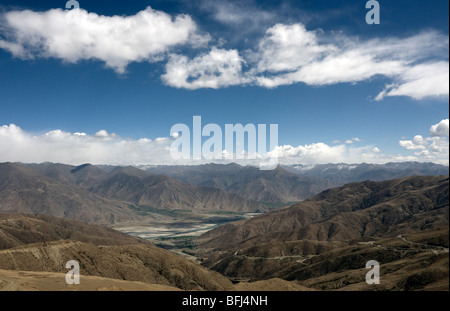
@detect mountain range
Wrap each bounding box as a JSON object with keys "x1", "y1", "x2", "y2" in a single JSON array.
[
  {"x1": 144, "y1": 162, "x2": 448, "y2": 203},
  {"x1": 0, "y1": 161, "x2": 448, "y2": 291},
  {"x1": 282, "y1": 162, "x2": 448, "y2": 185},
  {"x1": 0, "y1": 162, "x2": 265, "y2": 225},
  {"x1": 89, "y1": 166, "x2": 264, "y2": 212},
  {"x1": 195, "y1": 175, "x2": 449, "y2": 290},
  {"x1": 0, "y1": 163, "x2": 138, "y2": 224},
  {"x1": 198, "y1": 175, "x2": 448, "y2": 248}
]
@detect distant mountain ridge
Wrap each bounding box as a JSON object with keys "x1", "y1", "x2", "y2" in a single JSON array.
[
  {"x1": 0, "y1": 163, "x2": 140, "y2": 224},
  {"x1": 3, "y1": 161, "x2": 447, "y2": 224},
  {"x1": 1, "y1": 162, "x2": 265, "y2": 225},
  {"x1": 282, "y1": 162, "x2": 449, "y2": 185},
  {"x1": 89, "y1": 165, "x2": 266, "y2": 212},
  {"x1": 144, "y1": 162, "x2": 448, "y2": 203},
  {"x1": 144, "y1": 163, "x2": 335, "y2": 203}
]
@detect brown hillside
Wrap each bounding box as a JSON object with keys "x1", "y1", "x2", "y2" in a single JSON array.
[
  {"x1": 90, "y1": 166, "x2": 266, "y2": 212},
  {"x1": 0, "y1": 163, "x2": 141, "y2": 224},
  {"x1": 0, "y1": 214, "x2": 233, "y2": 291},
  {"x1": 0, "y1": 213, "x2": 147, "y2": 250},
  {"x1": 0, "y1": 269, "x2": 180, "y2": 291},
  {"x1": 197, "y1": 175, "x2": 449, "y2": 249},
  {"x1": 0, "y1": 240, "x2": 233, "y2": 291}
]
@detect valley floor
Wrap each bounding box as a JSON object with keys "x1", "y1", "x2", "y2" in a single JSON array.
[{"x1": 111, "y1": 211, "x2": 260, "y2": 239}]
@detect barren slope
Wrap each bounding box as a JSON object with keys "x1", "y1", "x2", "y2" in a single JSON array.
[
  {"x1": 0, "y1": 269, "x2": 180, "y2": 291},
  {"x1": 0, "y1": 214, "x2": 233, "y2": 291},
  {"x1": 197, "y1": 176, "x2": 449, "y2": 249},
  {"x1": 90, "y1": 166, "x2": 266, "y2": 212},
  {"x1": 0, "y1": 163, "x2": 141, "y2": 224},
  {"x1": 146, "y1": 164, "x2": 334, "y2": 203}
]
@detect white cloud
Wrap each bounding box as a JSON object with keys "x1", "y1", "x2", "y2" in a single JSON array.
[
  {"x1": 0, "y1": 7, "x2": 206, "y2": 73},
  {"x1": 0, "y1": 6, "x2": 448, "y2": 99},
  {"x1": 0, "y1": 40, "x2": 26, "y2": 57},
  {"x1": 399, "y1": 135, "x2": 426, "y2": 150},
  {"x1": 270, "y1": 142, "x2": 421, "y2": 165},
  {"x1": 376, "y1": 62, "x2": 449, "y2": 100},
  {"x1": 252, "y1": 24, "x2": 448, "y2": 100},
  {"x1": 254, "y1": 24, "x2": 334, "y2": 74},
  {"x1": 162, "y1": 48, "x2": 247, "y2": 89},
  {"x1": 95, "y1": 130, "x2": 110, "y2": 138},
  {"x1": 430, "y1": 119, "x2": 449, "y2": 137},
  {"x1": 398, "y1": 119, "x2": 449, "y2": 164},
  {"x1": 0, "y1": 124, "x2": 173, "y2": 165},
  {"x1": 1, "y1": 123, "x2": 448, "y2": 166},
  {"x1": 200, "y1": 0, "x2": 274, "y2": 27},
  {"x1": 344, "y1": 137, "x2": 360, "y2": 144},
  {"x1": 161, "y1": 24, "x2": 448, "y2": 94}
]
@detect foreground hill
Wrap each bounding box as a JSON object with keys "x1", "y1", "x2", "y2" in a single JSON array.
[
  {"x1": 201, "y1": 228, "x2": 448, "y2": 290},
  {"x1": 0, "y1": 269, "x2": 180, "y2": 291},
  {"x1": 0, "y1": 269, "x2": 311, "y2": 291},
  {"x1": 0, "y1": 240, "x2": 233, "y2": 291},
  {"x1": 0, "y1": 214, "x2": 232, "y2": 291},
  {"x1": 0, "y1": 163, "x2": 141, "y2": 224},
  {"x1": 0, "y1": 213, "x2": 146, "y2": 250}
]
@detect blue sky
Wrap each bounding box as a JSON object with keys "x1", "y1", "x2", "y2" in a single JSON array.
[{"x1": 0, "y1": 0, "x2": 448, "y2": 166}]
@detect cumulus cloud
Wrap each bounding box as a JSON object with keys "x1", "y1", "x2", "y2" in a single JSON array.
[
  {"x1": 270, "y1": 143, "x2": 404, "y2": 165},
  {"x1": 430, "y1": 119, "x2": 449, "y2": 137},
  {"x1": 251, "y1": 25, "x2": 448, "y2": 100},
  {"x1": 162, "y1": 48, "x2": 248, "y2": 89},
  {"x1": 160, "y1": 23, "x2": 448, "y2": 98},
  {"x1": 0, "y1": 7, "x2": 207, "y2": 73},
  {"x1": 2, "y1": 123, "x2": 445, "y2": 167},
  {"x1": 254, "y1": 24, "x2": 335, "y2": 76},
  {"x1": 0, "y1": 124, "x2": 174, "y2": 165},
  {"x1": 399, "y1": 135, "x2": 427, "y2": 150},
  {"x1": 398, "y1": 119, "x2": 449, "y2": 164},
  {"x1": 344, "y1": 138, "x2": 360, "y2": 144},
  {"x1": 0, "y1": 6, "x2": 448, "y2": 98}
]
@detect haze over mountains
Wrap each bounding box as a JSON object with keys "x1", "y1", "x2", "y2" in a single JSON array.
[
  {"x1": 144, "y1": 162, "x2": 448, "y2": 203},
  {"x1": 282, "y1": 162, "x2": 449, "y2": 185}
]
